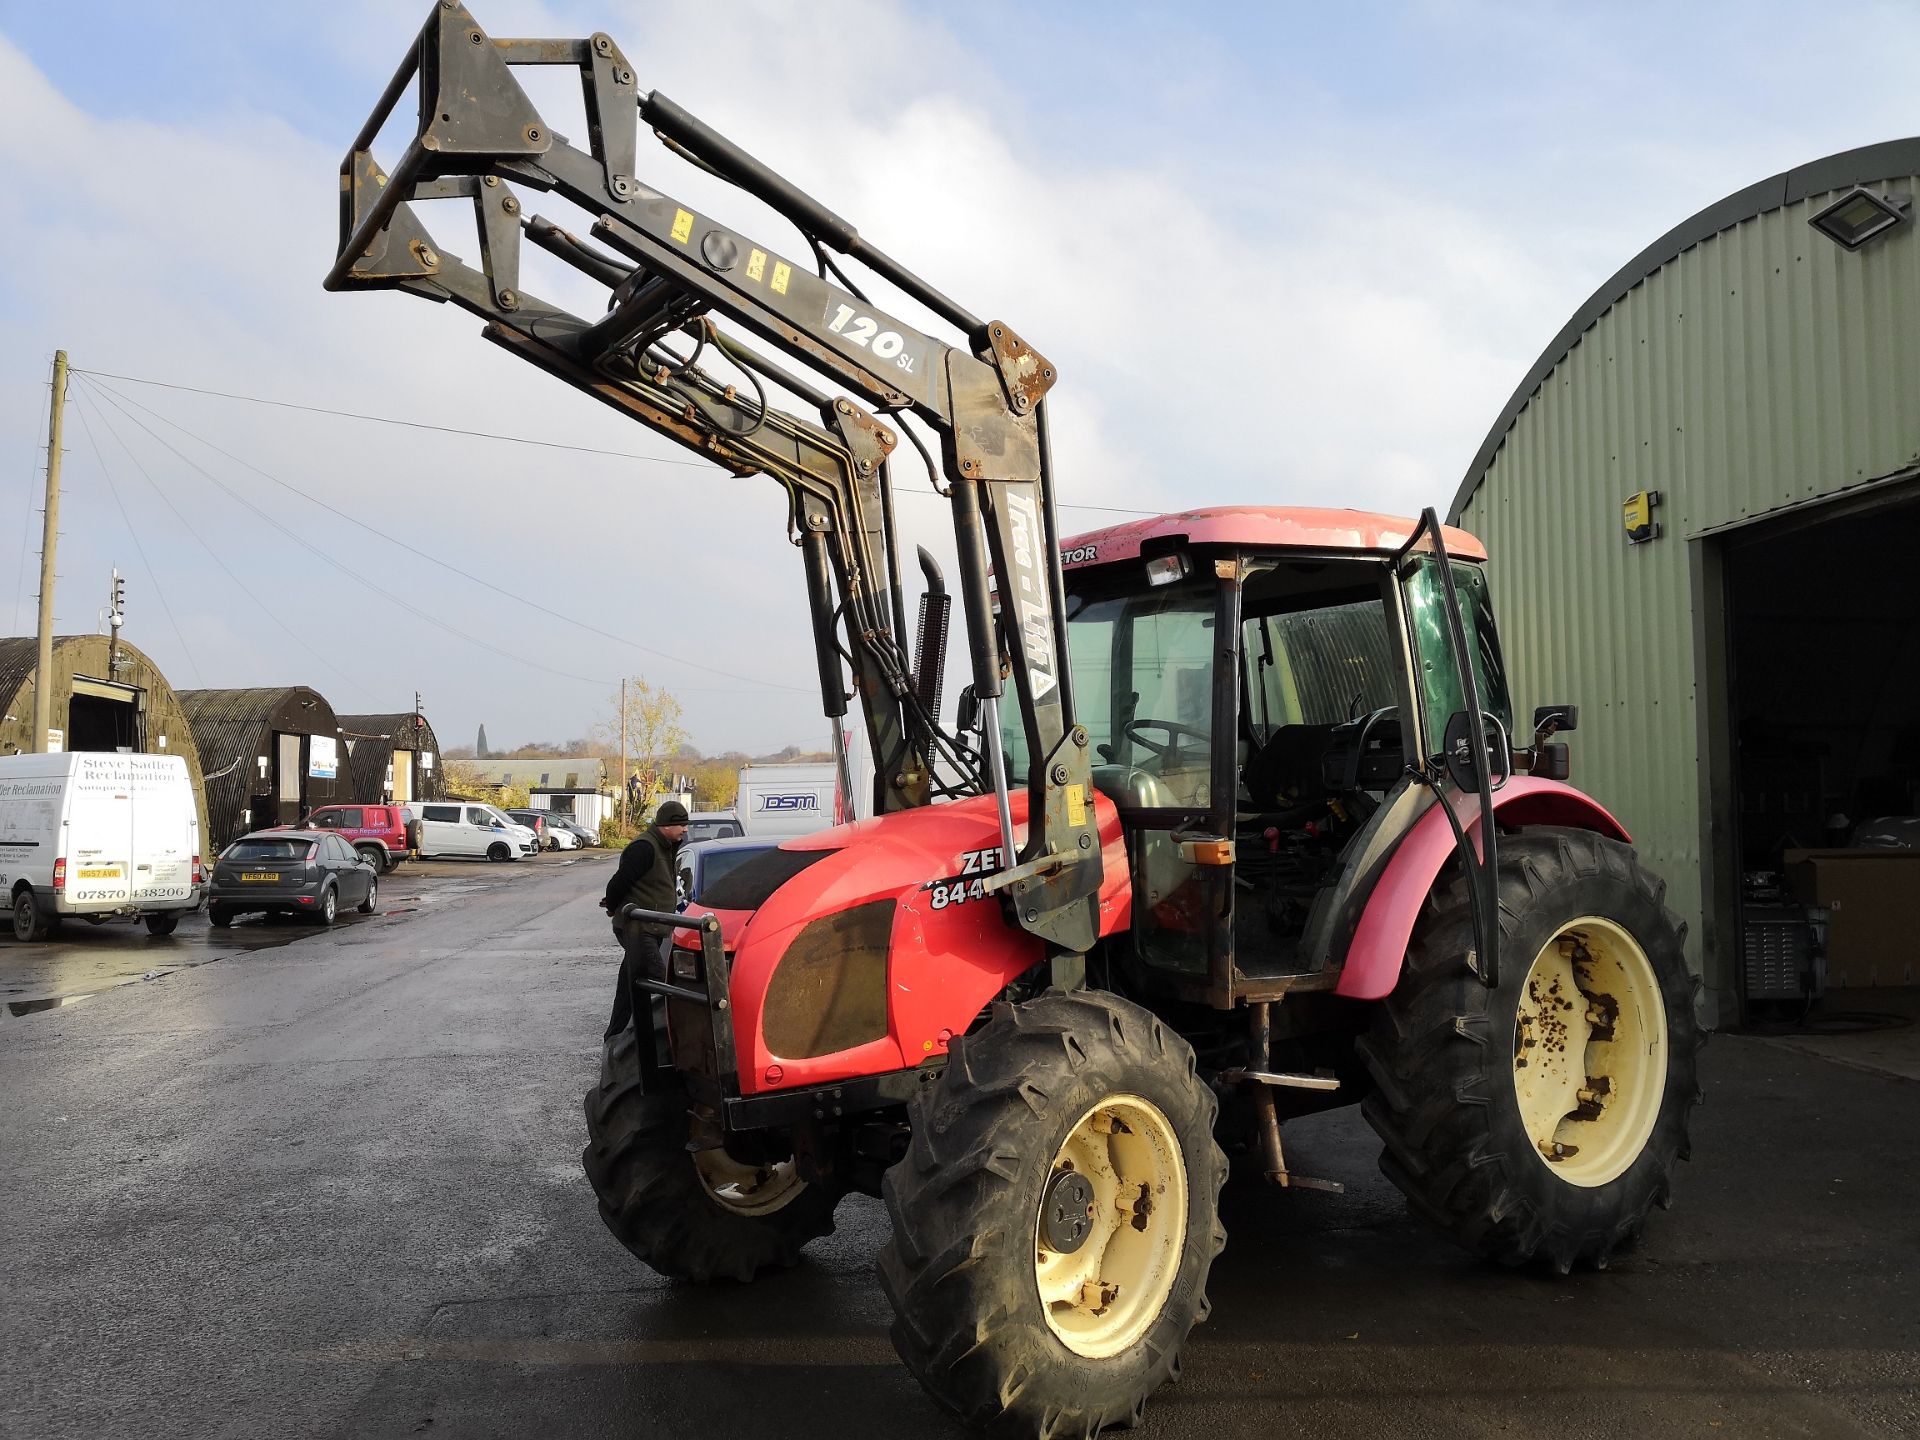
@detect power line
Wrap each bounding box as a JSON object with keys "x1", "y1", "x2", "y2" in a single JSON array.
[
  {"x1": 67, "y1": 397, "x2": 203, "y2": 686},
  {"x1": 70, "y1": 366, "x2": 1162, "y2": 518},
  {"x1": 84, "y1": 374, "x2": 815, "y2": 696},
  {"x1": 81, "y1": 378, "x2": 609, "y2": 690},
  {"x1": 74, "y1": 385, "x2": 372, "y2": 702},
  {"x1": 74, "y1": 367, "x2": 708, "y2": 468}
]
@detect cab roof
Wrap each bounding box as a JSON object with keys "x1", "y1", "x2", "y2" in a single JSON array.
[{"x1": 1060, "y1": 506, "x2": 1487, "y2": 571}]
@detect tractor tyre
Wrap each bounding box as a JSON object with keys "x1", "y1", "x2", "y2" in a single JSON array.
[
  {"x1": 879, "y1": 989, "x2": 1227, "y2": 1437},
  {"x1": 582, "y1": 1021, "x2": 839, "y2": 1282},
  {"x1": 1359, "y1": 826, "x2": 1702, "y2": 1273}
]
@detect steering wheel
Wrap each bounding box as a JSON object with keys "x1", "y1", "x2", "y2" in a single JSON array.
[
  {"x1": 1340, "y1": 705, "x2": 1400, "y2": 791},
  {"x1": 1124, "y1": 718, "x2": 1208, "y2": 764}
]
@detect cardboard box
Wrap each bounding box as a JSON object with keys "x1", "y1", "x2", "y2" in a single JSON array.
[{"x1": 1780, "y1": 849, "x2": 1920, "y2": 989}]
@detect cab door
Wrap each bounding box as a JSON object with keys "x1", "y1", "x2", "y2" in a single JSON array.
[
  {"x1": 1021, "y1": 569, "x2": 1233, "y2": 994},
  {"x1": 1393, "y1": 509, "x2": 1514, "y2": 986}
]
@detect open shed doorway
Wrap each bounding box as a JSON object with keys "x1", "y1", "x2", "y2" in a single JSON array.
[
  {"x1": 66, "y1": 678, "x2": 142, "y2": 752},
  {"x1": 1725, "y1": 485, "x2": 1920, "y2": 1003}
]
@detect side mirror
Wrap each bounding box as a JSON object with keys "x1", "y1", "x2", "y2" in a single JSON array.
[
  {"x1": 1532, "y1": 704, "x2": 1579, "y2": 738},
  {"x1": 955, "y1": 684, "x2": 981, "y2": 735}
]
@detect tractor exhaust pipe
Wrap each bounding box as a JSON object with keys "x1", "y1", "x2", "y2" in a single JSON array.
[{"x1": 913, "y1": 547, "x2": 951, "y2": 723}]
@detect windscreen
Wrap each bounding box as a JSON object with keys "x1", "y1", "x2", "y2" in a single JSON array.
[
  {"x1": 700, "y1": 846, "x2": 835, "y2": 911},
  {"x1": 1244, "y1": 597, "x2": 1402, "y2": 736},
  {"x1": 695, "y1": 845, "x2": 775, "y2": 898},
  {"x1": 225, "y1": 838, "x2": 314, "y2": 862}
]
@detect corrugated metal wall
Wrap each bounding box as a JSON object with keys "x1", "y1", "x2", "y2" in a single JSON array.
[{"x1": 1457, "y1": 169, "x2": 1920, "y2": 1017}]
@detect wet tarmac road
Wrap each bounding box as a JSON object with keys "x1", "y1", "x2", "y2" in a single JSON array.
[{"x1": 1, "y1": 855, "x2": 1916, "y2": 1439}]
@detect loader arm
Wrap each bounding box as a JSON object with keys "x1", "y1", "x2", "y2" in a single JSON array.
[{"x1": 325, "y1": 3, "x2": 1102, "y2": 951}]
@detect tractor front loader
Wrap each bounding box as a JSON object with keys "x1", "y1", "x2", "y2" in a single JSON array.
[{"x1": 328, "y1": 9, "x2": 1704, "y2": 1435}]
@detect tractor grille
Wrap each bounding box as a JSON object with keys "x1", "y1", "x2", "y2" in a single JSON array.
[{"x1": 762, "y1": 899, "x2": 896, "y2": 1059}]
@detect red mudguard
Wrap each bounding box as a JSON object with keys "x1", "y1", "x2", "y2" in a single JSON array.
[
  {"x1": 703, "y1": 791, "x2": 1131, "y2": 1096},
  {"x1": 1333, "y1": 777, "x2": 1630, "y2": 1001}
]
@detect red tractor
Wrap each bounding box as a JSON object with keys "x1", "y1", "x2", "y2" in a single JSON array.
[{"x1": 330, "y1": 11, "x2": 1702, "y2": 1434}]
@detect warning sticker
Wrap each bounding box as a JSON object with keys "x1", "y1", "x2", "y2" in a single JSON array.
[
  {"x1": 1065, "y1": 784, "x2": 1087, "y2": 828},
  {"x1": 746, "y1": 249, "x2": 767, "y2": 283},
  {"x1": 771, "y1": 260, "x2": 792, "y2": 295},
  {"x1": 670, "y1": 208, "x2": 694, "y2": 244}
]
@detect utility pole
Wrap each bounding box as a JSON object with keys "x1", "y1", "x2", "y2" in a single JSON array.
[
  {"x1": 107, "y1": 569, "x2": 125, "y2": 674},
  {"x1": 618, "y1": 677, "x2": 629, "y2": 829},
  {"x1": 33, "y1": 351, "x2": 68, "y2": 754}
]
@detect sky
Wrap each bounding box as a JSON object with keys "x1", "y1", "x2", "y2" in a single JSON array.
[{"x1": 4, "y1": 0, "x2": 1918, "y2": 756}]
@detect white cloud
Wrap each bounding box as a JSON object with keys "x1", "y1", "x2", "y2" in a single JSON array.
[{"x1": 6, "y1": 0, "x2": 1920, "y2": 754}]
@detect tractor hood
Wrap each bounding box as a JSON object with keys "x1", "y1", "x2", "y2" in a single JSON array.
[{"x1": 685, "y1": 790, "x2": 1131, "y2": 1095}]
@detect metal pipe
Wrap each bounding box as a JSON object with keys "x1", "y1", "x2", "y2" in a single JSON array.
[
  {"x1": 1249, "y1": 1001, "x2": 1287, "y2": 1184},
  {"x1": 524, "y1": 214, "x2": 636, "y2": 288},
  {"x1": 830, "y1": 722, "x2": 855, "y2": 827},
  {"x1": 1034, "y1": 401, "x2": 1074, "y2": 720},
  {"x1": 877, "y1": 456, "x2": 909, "y2": 655},
  {"x1": 799, "y1": 531, "x2": 848, "y2": 720},
  {"x1": 949, "y1": 482, "x2": 1002, "y2": 699},
  {"x1": 347, "y1": 20, "x2": 426, "y2": 155},
  {"x1": 978, "y1": 694, "x2": 1019, "y2": 871}
]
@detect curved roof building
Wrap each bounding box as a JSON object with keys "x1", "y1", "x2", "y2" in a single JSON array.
[
  {"x1": 0, "y1": 633, "x2": 210, "y2": 844},
  {"x1": 1452, "y1": 140, "x2": 1920, "y2": 1018},
  {"x1": 177, "y1": 686, "x2": 344, "y2": 847},
  {"x1": 337, "y1": 710, "x2": 444, "y2": 806}
]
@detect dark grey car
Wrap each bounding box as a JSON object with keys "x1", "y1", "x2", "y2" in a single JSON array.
[
  {"x1": 674, "y1": 835, "x2": 777, "y2": 907},
  {"x1": 208, "y1": 830, "x2": 379, "y2": 927}
]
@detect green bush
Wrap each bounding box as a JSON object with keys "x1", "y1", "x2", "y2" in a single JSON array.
[{"x1": 599, "y1": 816, "x2": 635, "y2": 849}]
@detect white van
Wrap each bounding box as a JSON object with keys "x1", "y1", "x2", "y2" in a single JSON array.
[
  {"x1": 736, "y1": 761, "x2": 845, "y2": 838},
  {"x1": 414, "y1": 802, "x2": 536, "y2": 861},
  {"x1": 0, "y1": 752, "x2": 203, "y2": 940}
]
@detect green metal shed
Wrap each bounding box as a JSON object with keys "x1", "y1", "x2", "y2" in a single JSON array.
[{"x1": 1451, "y1": 139, "x2": 1920, "y2": 1022}]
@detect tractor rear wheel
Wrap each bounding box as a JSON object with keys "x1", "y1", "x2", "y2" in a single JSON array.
[
  {"x1": 581, "y1": 1022, "x2": 840, "y2": 1282},
  {"x1": 1359, "y1": 827, "x2": 1702, "y2": 1272},
  {"x1": 879, "y1": 989, "x2": 1227, "y2": 1437}
]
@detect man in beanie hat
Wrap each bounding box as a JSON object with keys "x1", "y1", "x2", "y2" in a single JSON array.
[{"x1": 600, "y1": 799, "x2": 690, "y2": 1038}]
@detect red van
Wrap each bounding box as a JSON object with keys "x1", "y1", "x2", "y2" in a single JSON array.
[{"x1": 304, "y1": 803, "x2": 418, "y2": 872}]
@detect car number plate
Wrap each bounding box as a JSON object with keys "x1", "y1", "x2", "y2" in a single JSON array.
[{"x1": 240, "y1": 872, "x2": 281, "y2": 882}]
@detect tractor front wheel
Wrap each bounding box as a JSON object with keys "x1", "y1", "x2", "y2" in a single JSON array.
[
  {"x1": 880, "y1": 989, "x2": 1227, "y2": 1436},
  {"x1": 581, "y1": 1022, "x2": 840, "y2": 1281},
  {"x1": 1360, "y1": 827, "x2": 1702, "y2": 1272}
]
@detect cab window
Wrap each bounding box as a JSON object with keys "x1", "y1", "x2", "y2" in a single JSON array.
[
  {"x1": 1001, "y1": 579, "x2": 1214, "y2": 805},
  {"x1": 1402, "y1": 557, "x2": 1513, "y2": 751}
]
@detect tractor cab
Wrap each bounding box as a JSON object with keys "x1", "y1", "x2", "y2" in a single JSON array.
[{"x1": 1004, "y1": 506, "x2": 1515, "y2": 1006}]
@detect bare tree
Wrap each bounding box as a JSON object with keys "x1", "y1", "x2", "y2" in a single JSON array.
[{"x1": 592, "y1": 676, "x2": 689, "y2": 814}]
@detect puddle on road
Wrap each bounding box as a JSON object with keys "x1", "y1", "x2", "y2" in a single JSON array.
[
  {"x1": 7, "y1": 993, "x2": 98, "y2": 1018},
  {"x1": 3, "y1": 860, "x2": 586, "y2": 1022},
  {"x1": 1, "y1": 910, "x2": 387, "y2": 1020}
]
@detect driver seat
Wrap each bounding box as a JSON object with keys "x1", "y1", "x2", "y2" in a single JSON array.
[
  {"x1": 1242, "y1": 723, "x2": 1337, "y2": 809},
  {"x1": 1091, "y1": 764, "x2": 1180, "y2": 812},
  {"x1": 1091, "y1": 765, "x2": 1195, "y2": 914}
]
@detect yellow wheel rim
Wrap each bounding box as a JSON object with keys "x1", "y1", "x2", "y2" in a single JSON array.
[
  {"x1": 1512, "y1": 916, "x2": 1669, "y2": 1188},
  {"x1": 692, "y1": 1148, "x2": 807, "y2": 1217},
  {"x1": 1033, "y1": 1094, "x2": 1188, "y2": 1359}
]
